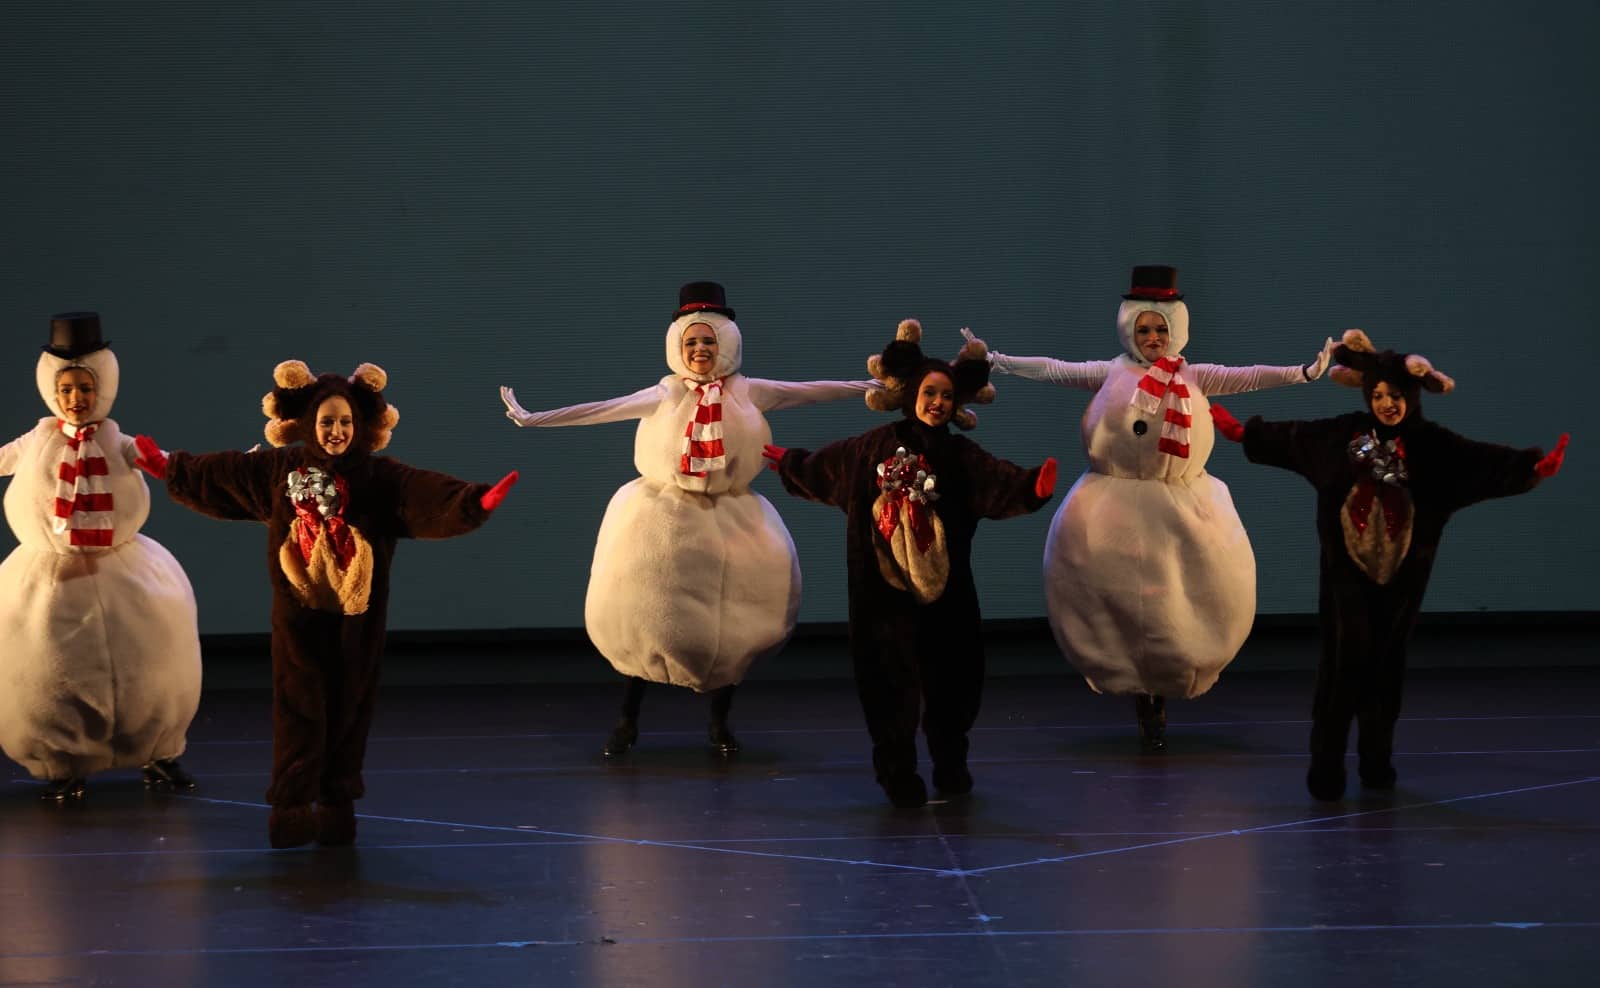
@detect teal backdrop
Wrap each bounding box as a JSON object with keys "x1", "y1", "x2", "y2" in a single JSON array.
[{"x1": 3, "y1": 1, "x2": 1594, "y2": 633}]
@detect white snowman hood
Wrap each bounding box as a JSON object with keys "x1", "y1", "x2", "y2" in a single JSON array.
[
  {"x1": 665, "y1": 311, "x2": 743, "y2": 381},
  {"x1": 1116, "y1": 299, "x2": 1190, "y2": 364},
  {"x1": 36, "y1": 347, "x2": 121, "y2": 421}
]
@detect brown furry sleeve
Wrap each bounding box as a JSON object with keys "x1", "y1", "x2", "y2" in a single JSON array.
[
  {"x1": 1414, "y1": 422, "x2": 1543, "y2": 514},
  {"x1": 955, "y1": 438, "x2": 1052, "y2": 520},
  {"x1": 1242, "y1": 414, "x2": 1354, "y2": 490},
  {"x1": 377, "y1": 459, "x2": 493, "y2": 540},
  {"x1": 775, "y1": 435, "x2": 867, "y2": 511},
  {"x1": 165, "y1": 448, "x2": 286, "y2": 522}
]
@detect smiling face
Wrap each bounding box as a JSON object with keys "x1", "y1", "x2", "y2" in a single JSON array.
[
  {"x1": 1133, "y1": 311, "x2": 1170, "y2": 362},
  {"x1": 314, "y1": 395, "x2": 355, "y2": 456},
  {"x1": 55, "y1": 367, "x2": 98, "y2": 425},
  {"x1": 1369, "y1": 380, "x2": 1408, "y2": 427},
  {"x1": 914, "y1": 370, "x2": 956, "y2": 427},
  {"x1": 681, "y1": 323, "x2": 719, "y2": 377}
]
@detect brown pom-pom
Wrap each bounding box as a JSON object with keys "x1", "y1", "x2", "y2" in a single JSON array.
[
  {"x1": 1340, "y1": 328, "x2": 1375, "y2": 353},
  {"x1": 969, "y1": 382, "x2": 996, "y2": 405},
  {"x1": 350, "y1": 362, "x2": 388, "y2": 392},
  {"x1": 952, "y1": 408, "x2": 978, "y2": 431},
  {"x1": 273, "y1": 359, "x2": 314, "y2": 389},
  {"x1": 264, "y1": 419, "x2": 300, "y2": 448},
  {"x1": 1329, "y1": 366, "x2": 1365, "y2": 388},
  {"x1": 896, "y1": 318, "x2": 922, "y2": 344},
  {"x1": 367, "y1": 405, "x2": 400, "y2": 452},
  {"x1": 262, "y1": 392, "x2": 280, "y2": 420},
  {"x1": 957, "y1": 333, "x2": 988, "y2": 363},
  {"x1": 867, "y1": 354, "x2": 886, "y2": 381},
  {"x1": 866, "y1": 386, "x2": 903, "y2": 412}
]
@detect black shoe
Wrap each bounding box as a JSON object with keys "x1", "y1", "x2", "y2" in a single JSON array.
[
  {"x1": 143, "y1": 758, "x2": 198, "y2": 792},
  {"x1": 602, "y1": 719, "x2": 639, "y2": 759},
  {"x1": 708, "y1": 722, "x2": 740, "y2": 756},
  {"x1": 1306, "y1": 759, "x2": 1347, "y2": 801},
  {"x1": 1358, "y1": 758, "x2": 1397, "y2": 790},
  {"x1": 932, "y1": 764, "x2": 974, "y2": 796},
  {"x1": 40, "y1": 778, "x2": 86, "y2": 802},
  {"x1": 1135, "y1": 694, "x2": 1167, "y2": 753},
  {"x1": 881, "y1": 773, "x2": 928, "y2": 809},
  {"x1": 315, "y1": 800, "x2": 358, "y2": 846}
]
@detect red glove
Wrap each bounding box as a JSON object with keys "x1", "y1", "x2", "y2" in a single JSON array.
[
  {"x1": 1534, "y1": 433, "x2": 1569, "y2": 478},
  {"x1": 1034, "y1": 457, "x2": 1058, "y2": 499},
  {"x1": 1210, "y1": 403, "x2": 1244, "y2": 443},
  {"x1": 762, "y1": 443, "x2": 787, "y2": 472},
  {"x1": 480, "y1": 470, "x2": 519, "y2": 512},
  {"x1": 134, "y1": 435, "x2": 168, "y2": 479}
]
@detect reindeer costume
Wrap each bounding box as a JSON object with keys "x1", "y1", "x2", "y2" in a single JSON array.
[
  {"x1": 141, "y1": 360, "x2": 515, "y2": 846},
  {"x1": 1215, "y1": 330, "x2": 1568, "y2": 800},
  {"x1": 0, "y1": 313, "x2": 201, "y2": 799},
  {"x1": 770, "y1": 321, "x2": 1055, "y2": 808}
]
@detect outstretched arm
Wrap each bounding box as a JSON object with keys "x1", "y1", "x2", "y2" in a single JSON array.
[
  {"x1": 988, "y1": 352, "x2": 1113, "y2": 390},
  {"x1": 500, "y1": 384, "x2": 663, "y2": 428},
  {"x1": 1427, "y1": 425, "x2": 1557, "y2": 513},
  {"x1": 766, "y1": 435, "x2": 864, "y2": 510},
  {"x1": 381, "y1": 459, "x2": 502, "y2": 539},
  {"x1": 1188, "y1": 338, "x2": 1335, "y2": 396},
  {"x1": 158, "y1": 440, "x2": 287, "y2": 522},
  {"x1": 745, "y1": 377, "x2": 879, "y2": 412},
  {"x1": 0, "y1": 431, "x2": 30, "y2": 477},
  {"x1": 959, "y1": 441, "x2": 1056, "y2": 519}
]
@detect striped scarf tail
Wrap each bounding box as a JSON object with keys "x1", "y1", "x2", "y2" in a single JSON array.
[
  {"x1": 1130, "y1": 357, "x2": 1193, "y2": 459},
  {"x1": 54, "y1": 421, "x2": 115, "y2": 547},
  {"x1": 679, "y1": 378, "x2": 727, "y2": 477}
]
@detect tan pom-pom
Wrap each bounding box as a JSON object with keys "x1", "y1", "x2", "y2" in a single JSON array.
[
  {"x1": 273, "y1": 359, "x2": 314, "y2": 389},
  {"x1": 368, "y1": 405, "x2": 399, "y2": 452},
  {"x1": 1339, "y1": 329, "x2": 1375, "y2": 353},
  {"x1": 1407, "y1": 355, "x2": 1455, "y2": 394},
  {"x1": 952, "y1": 408, "x2": 978, "y2": 431},
  {"x1": 1329, "y1": 366, "x2": 1365, "y2": 388},
  {"x1": 867, "y1": 354, "x2": 885, "y2": 380},
  {"x1": 264, "y1": 420, "x2": 299, "y2": 447},
  {"x1": 958, "y1": 334, "x2": 989, "y2": 362},
  {"x1": 970, "y1": 382, "x2": 996, "y2": 405},
  {"x1": 350, "y1": 362, "x2": 388, "y2": 392},
  {"x1": 866, "y1": 386, "x2": 903, "y2": 413},
  {"x1": 896, "y1": 318, "x2": 922, "y2": 344},
  {"x1": 262, "y1": 392, "x2": 280, "y2": 420}
]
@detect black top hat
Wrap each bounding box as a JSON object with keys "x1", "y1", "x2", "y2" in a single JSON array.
[
  {"x1": 674, "y1": 281, "x2": 736, "y2": 320},
  {"x1": 1122, "y1": 265, "x2": 1183, "y2": 302},
  {"x1": 44, "y1": 312, "x2": 111, "y2": 359}
]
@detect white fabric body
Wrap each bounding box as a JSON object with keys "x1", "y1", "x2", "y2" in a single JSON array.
[
  {"x1": 0, "y1": 417, "x2": 202, "y2": 779},
  {"x1": 992, "y1": 340, "x2": 1307, "y2": 698},
  {"x1": 510, "y1": 315, "x2": 872, "y2": 690}
]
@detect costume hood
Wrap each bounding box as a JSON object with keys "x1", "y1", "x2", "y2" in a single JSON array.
[
  {"x1": 665, "y1": 311, "x2": 743, "y2": 381},
  {"x1": 37, "y1": 348, "x2": 120, "y2": 422},
  {"x1": 1115, "y1": 299, "x2": 1190, "y2": 364}
]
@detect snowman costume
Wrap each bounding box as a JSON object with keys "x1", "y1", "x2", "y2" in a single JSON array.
[
  {"x1": 502, "y1": 286, "x2": 874, "y2": 692},
  {"x1": 0, "y1": 315, "x2": 201, "y2": 787},
  {"x1": 988, "y1": 267, "x2": 1334, "y2": 701}
]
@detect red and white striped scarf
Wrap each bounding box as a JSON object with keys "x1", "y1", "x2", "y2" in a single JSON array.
[
  {"x1": 679, "y1": 378, "x2": 726, "y2": 477},
  {"x1": 53, "y1": 420, "x2": 115, "y2": 547},
  {"x1": 1130, "y1": 356, "x2": 1192, "y2": 459}
]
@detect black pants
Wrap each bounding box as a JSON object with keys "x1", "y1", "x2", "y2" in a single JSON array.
[
  {"x1": 849, "y1": 602, "x2": 985, "y2": 782},
  {"x1": 1311, "y1": 569, "x2": 1425, "y2": 767}
]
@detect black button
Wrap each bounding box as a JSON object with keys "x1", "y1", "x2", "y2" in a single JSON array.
[{"x1": 1132, "y1": 420, "x2": 1148, "y2": 436}]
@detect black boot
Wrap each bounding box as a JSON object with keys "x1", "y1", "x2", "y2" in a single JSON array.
[
  {"x1": 881, "y1": 772, "x2": 928, "y2": 809},
  {"x1": 1306, "y1": 756, "x2": 1347, "y2": 801},
  {"x1": 316, "y1": 800, "x2": 358, "y2": 846},
  {"x1": 268, "y1": 804, "x2": 317, "y2": 849},
  {"x1": 932, "y1": 763, "x2": 974, "y2": 796},
  {"x1": 602, "y1": 719, "x2": 639, "y2": 759},
  {"x1": 1135, "y1": 694, "x2": 1167, "y2": 753},
  {"x1": 707, "y1": 684, "x2": 740, "y2": 755},
  {"x1": 1358, "y1": 755, "x2": 1397, "y2": 790},
  {"x1": 143, "y1": 758, "x2": 198, "y2": 792},
  {"x1": 39, "y1": 778, "x2": 86, "y2": 802}
]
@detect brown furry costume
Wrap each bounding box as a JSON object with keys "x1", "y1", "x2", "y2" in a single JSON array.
[
  {"x1": 1234, "y1": 331, "x2": 1555, "y2": 800},
  {"x1": 153, "y1": 361, "x2": 501, "y2": 846},
  {"x1": 772, "y1": 322, "x2": 1053, "y2": 808}
]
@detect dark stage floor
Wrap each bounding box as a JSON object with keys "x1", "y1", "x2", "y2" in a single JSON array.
[{"x1": 2, "y1": 658, "x2": 1597, "y2": 987}]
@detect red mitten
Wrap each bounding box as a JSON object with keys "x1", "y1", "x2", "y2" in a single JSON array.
[
  {"x1": 1034, "y1": 457, "x2": 1058, "y2": 499},
  {"x1": 1534, "y1": 433, "x2": 1569, "y2": 478},
  {"x1": 134, "y1": 435, "x2": 168, "y2": 479},
  {"x1": 762, "y1": 443, "x2": 787, "y2": 472},
  {"x1": 1210, "y1": 403, "x2": 1244, "y2": 442},
  {"x1": 480, "y1": 470, "x2": 519, "y2": 512}
]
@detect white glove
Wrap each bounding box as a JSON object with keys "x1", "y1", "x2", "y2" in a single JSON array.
[
  {"x1": 1303, "y1": 336, "x2": 1337, "y2": 381},
  {"x1": 500, "y1": 385, "x2": 534, "y2": 426}
]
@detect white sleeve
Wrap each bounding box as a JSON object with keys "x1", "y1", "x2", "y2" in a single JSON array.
[
  {"x1": 117, "y1": 433, "x2": 142, "y2": 467},
  {"x1": 0, "y1": 431, "x2": 29, "y2": 476},
  {"x1": 989, "y1": 354, "x2": 1113, "y2": 390},
  {"x1": 745, "y1": 377, "x2": 878, "y2": 411},
  {"x1": 1186, "y1": 362, "x2": 1307, "y2": 397},
  {"x1": 507, "y1": 384, "x2": 665, "y2": 427}
]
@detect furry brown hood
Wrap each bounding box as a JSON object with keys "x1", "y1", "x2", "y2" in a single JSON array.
[
  {"x1": 863, "y1": 320, "x2": 995, "y2": 430},
  {"x1": 260, "y1": 361, "x2": 399, "y2": 455}
]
